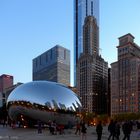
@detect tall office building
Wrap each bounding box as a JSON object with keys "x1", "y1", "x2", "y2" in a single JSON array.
[
  {"x1": 77, "y1": 16, "x2": 108, "y2": 114},
  {"x1": 33, "y1": 45, "x2": 70, "y2": 86},
  {"x1": 0, "y1": 74, "x2": 13, "y2": 92},
  {"x1": 111, "y1": 34, "x2": 140, "y2": 115},
  {"x1": 74, "y1": 0, "x2": 99, "y2": 85},
  {"x1": 107, "y1": 68, "x2": 111, "y2": 116},
  {"x1": 0, "y1": 74, "x2": 13, "y2": 106}
]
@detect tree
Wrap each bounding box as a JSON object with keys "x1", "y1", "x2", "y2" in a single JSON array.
[{"x1": 112, "y1": 113, "x2": 140, "y2": 122}]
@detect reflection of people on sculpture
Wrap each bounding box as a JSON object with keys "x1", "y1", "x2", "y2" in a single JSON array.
[
  {"x1": 37, "y1": 120, "x2": 42, "y2": 133},
  {"x1": 50, "y1": 120, "x2": 57, "y2": 135}
]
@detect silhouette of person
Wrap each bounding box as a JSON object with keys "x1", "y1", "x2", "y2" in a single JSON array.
[
  {"x1": 115, "y1": 121, "x2": 120, "y2": 140},
  {"x1": 122, "y1": 121, "x2": 132, "y2": 140},
  {"x1": 81, "y1": 121, "x2": 87, "y2": 140},
  {"x1": 96, "y1": 121, "x2": 103, "y2": 140},
  {"x1": 108, "y1": 120, "x2": 116, "y2": 140},
  {"x1": 75, "y1": 121, "x2": 81, "y2": 135}
]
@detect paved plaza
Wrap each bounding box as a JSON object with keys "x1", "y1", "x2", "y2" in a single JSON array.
[{"x1": 0, "y1": 125, "x2": 140, "y2": 140}]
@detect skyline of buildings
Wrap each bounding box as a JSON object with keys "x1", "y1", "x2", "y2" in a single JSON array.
[
  {"x1": 33, "y1": 45, "x2": 70, "y2": 86},
  {"x1": 1, "y1": 0, "x2": 140, "y2": 116},
  {"x1": 0, "y1": 1, "x2": 139, "y2": 86},
  {"x1": 74, "y1": 0, "x2": 99, "y2": 86}
]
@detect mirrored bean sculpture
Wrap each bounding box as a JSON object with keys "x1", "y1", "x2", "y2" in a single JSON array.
[{"x1": 7, "y1": 81, "x2": 82, "y2": 126}]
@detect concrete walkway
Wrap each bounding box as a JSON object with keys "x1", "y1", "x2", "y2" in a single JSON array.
[{"x1": 0, "y1": 125, "x2": 140, "y2": 140}]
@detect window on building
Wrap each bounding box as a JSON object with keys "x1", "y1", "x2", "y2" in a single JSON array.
[
  {"x1": 91, "y1": 1, "x2": 93, "y2": 15},
  {"x1": 64, "y1": 50, "x2": 66, "y2": 59},
  {"x1": 36, "y1": 59, "x2": 38, "y2": 67},
  {"x1": 46, "y1": 54, "x2": 48, "y2": 62},
  {"x1": 50, "y1": 49, "x2": 53, "y2": 59},
  {"x1": 40, "y1": 56, "x2": 42, "y2": 65}
]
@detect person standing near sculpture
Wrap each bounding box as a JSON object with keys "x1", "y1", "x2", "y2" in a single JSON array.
[
  {"x1": 122, "y1": 121, "x2": 132, "y2": 140},
  {"x1": 75, "y1": 121, "x2": 81, "y2": 135},
  {"x1": 115, "y1": 121, "x2": 120, "y2": 140},
  {"x1": 96, "y1": 121, "x2": 103, "y2": 140},
  {"x1": 81, "y1": 121, "x2": 87, "y2": 140},
  {"x1": 108, "y1": 120, "x2": 116, "y2": 140}
]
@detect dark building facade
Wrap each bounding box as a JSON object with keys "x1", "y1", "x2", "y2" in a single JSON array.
[
  {"x1": 107, "y1": 68, "x2": 111, "y2": 116},
  {"x1": 77, "y1": 16, "x2": 108, "y2": 114},
  {"x1": 74, "y1": 0, "x2": 99, "y2": 86},
  {"x1": 0, "y1": 74, "x2": 13, "y2": 106},
  {"x1": 111, "y1": 33, "x2": 140, "y2": 115},
  {"x1": 0, "y1": 74, "x2": 13, "y2": 93},
  {"x1": 33, "y1": 45, "x2": 70, "y2": 86}
]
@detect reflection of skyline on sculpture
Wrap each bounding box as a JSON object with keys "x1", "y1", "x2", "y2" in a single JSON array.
[{"x1": 7, "y1": 81, "x2": 82, "y2": 124}]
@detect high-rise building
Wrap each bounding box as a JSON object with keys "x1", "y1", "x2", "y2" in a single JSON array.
[
  {"x1": 111, "y1": 33, "x2": 140, "y2": 115},
  {"x1": 0, "y1": 74, "x2": 13, "y2": 106},
  {"x1": 107, "y1": 68, "x2": 111, "y2": 116},
  {"x1": 0, "y1": 74, "x2": 13, "y2": 93},
  {"x1": 74, "y1": 0, "x2": 99, "y2": 85},
  {"x1": 77, "y1": 16, "x2": 108, "y2": 114},
  {"x1": 33, "y1": 45, "x2": 70, "y2": 86}
]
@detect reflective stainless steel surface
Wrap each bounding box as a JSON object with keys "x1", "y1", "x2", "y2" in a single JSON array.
[{"x1": 7, "y1": 81, "x2": 82, "y2": 125}]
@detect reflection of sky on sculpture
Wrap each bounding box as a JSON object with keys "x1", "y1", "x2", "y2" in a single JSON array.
[{"x1": 7, "y1": 81, "x2": 82, "y2": 111}]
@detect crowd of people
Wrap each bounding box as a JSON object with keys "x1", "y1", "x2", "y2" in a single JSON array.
[
  {"x1": 96, "y1": 119, "x2": 140, "y2": 140},
  {"x1": 0, "y1": 119, "x2": 21, "y2": 128},
  {"x1": 107, "y1": 120, "x2": 132, "y2": 140},
  {"x1": 1, "y1": 118, "x2": 140, "y2": 140},
  {"x1": 37, "y1": 119, "x2": 88, "y2": 140},
  {"x1": 74, "y1": 119, "x2": 140, "y2": 140}
]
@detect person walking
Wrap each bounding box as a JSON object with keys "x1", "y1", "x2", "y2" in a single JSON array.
[
  {"x1": 96, "y1": 121, "x2": 103, "y2": 140},
  {"x1": 122, "y1": 121, "x2": 132, "y2": 140},
  {"x1": 75, "y1": 121, "x2": 81, "y2": 135},
  {"x1": 108, "y1": 120, "x2": 116, "y2": 140},
  {"x1": 81, "y1": 121, "x2": 87, "y2": 140},
  {"x1": 115, "y1": 121, "x2": 120, "y2": 140}
]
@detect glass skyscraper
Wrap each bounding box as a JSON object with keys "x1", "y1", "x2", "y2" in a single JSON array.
[{"x1": 74, "y1": 0, "x2": 99, "y2": 85}]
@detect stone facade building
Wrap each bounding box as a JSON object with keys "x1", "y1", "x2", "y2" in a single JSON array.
[
  {"x1": 77, "y1": 16, "x2": 108, "y2": 114},
  {"x1": 0, "y1": 74, "x2": 13, "y2": 106},
  {"x1": 111, "y1": 33, "x2": 140, "y2": 115}
]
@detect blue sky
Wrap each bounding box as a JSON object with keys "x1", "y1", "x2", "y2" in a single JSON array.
[{"x1": 0, "y1": 0, "x2": 140, "y2": 86}]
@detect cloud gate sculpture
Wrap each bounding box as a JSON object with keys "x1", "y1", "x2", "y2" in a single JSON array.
[{"x1": 7, "y1": 81, "x2": 82, "y2": 125}]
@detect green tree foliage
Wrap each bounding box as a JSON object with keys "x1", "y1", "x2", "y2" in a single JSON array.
[
  {"x1": 81, "y1": 112, "x2": 96, "y2": 123},
  {"x1": 96, "y1": 114, "x2": 109, "y2": 124},
  {"x1": 112, "y1": 113, "x2": 140, "y2": 121}
]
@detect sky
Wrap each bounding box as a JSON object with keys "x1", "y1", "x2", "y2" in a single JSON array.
[{"x1": 0, "y1": 0, "x2": 140, "y2": 86}]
